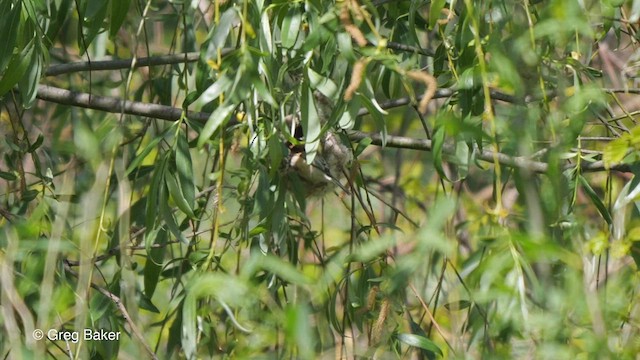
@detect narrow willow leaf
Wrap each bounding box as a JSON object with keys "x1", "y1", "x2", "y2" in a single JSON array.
[
  {"x1": 281, "y1": 6, "x2": 302, "y2": 49},
  {"x1": 126, "y1": 128, "x2": 172, "y2": 176},
  {"x1": 358, "y1": 93, "x2": 387, "y2": 147},
  {"x1": 28, "y1": 134, "x2": 44, "y2": 152},
  {"x1": 198, "y1": 73, "x2": 233, "y2": 105},
  {"x1": 144, "y1": 227, "x2": 167, "y2": 298},
  {"x1": 602, "y1": 136, "x2": 629, "y2": 169},
  {"x1": 175, "y1": 129, "x2": 196, "y2": 216},
  {"x1": 0, "y1": 171, "x2": 17, "y2": 181},
  {"x1": 354, "y1": 137, "x2": 372, "y2": 157},
  {"x1": 247, "y1": 255, "x2": 311, "y2": 285},
  {"x1": 579, "y1": 175, "x2": 612, "y2": 225},
  {"x1": 260, "y1": 10, "x2": 273, "y2": 53},
  {"x1": 18, "y1": 44, "x2": 44, "y2": 109},
  {"x1": 338, "y1": 95, "x2": 360, "y2": 130},
  {"x1": 146, "y1": 154, "x2": 168, "y2": 231},
  {"x1": 397, "y1": 333, "x2": 443, "y2": 356},
  {"x1": 285, "y1": 304, "x2": 314, "y2": 359},
  {"x1": 109, "y1": 0, "x2": 131, "y2": 37},
  {"x1": 182, "y1": 274, "x2": 250, "y2": 359},
  {"x1": 429, "y1": 0, "x2": 447, "y2": 29},
  {"x1": 0, "y1": 41, "x2": 35, "y2": 96},
  {"x1": 454, "y1": 139, "x2": 470, "y2": 180},
  {"x1": 631, "y1": 0, "x2": 640, "y2": 22},
  {"x1": 80, "y1": 0, "x2": 109, "y2": 54},
  {"x1": 308, "y1": 68, "x2": 338, "y2": 98},
  {"x1": 432, "y1": 127, "x2": 449, "y2": 181},
  {"x1": 197, "y1": 101, "x2": 236, "y2": 148},
  {"x1": 443, "y1": 300, "x2": 472, "y2": 311},
  {"x1": 301, "y1": 81, "x2": 321, "y2": 163},
  {"x1": 162, "y1": 197, "x2": 189, "y2": 244},
  {"x1": 252, "y1": 77, "x2": 275, "y2": 105},
  {"x1": 208, "y1": 7, "x2": 238, "y2": 53},
  {"x1": 0, "y1": 1, "x2": 21, "y2": 72},
  {"x1": 138, "y1": 292, "x2": 160, "y2": 313},
  {"x1": 165, "y1": 171, "x2": 195, "y2": 219}
]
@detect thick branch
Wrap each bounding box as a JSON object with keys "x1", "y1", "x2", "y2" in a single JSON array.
[
  {"x1": 36, "y1": 85, "x2": 217, "y2": 124},
  {"x1": 34, "y1": 85, "x2": 631, "y2": 174},
  {"x1": 46, "y1": 51, "x2": 232, "y2": 77}
]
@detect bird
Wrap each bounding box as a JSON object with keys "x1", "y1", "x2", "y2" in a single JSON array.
[{"x1": 284, "y1": 92, "x2": 353, "y2": 196}]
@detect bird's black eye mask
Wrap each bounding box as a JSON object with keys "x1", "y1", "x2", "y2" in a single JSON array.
[{"x1": 285, "y1": 117, "x2": 305, "y2": 154}]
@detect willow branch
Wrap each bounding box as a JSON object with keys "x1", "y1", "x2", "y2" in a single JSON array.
[
  {"x1": 346, "y1": 130, "x2": 632, "y2": 173},
  {"x1": 34, "y1": 85, "x2": 631, "y2": 174},
  {"x1": 45, "y1": 49, "x2": 233, "y2": 77},
  {"x1": 36, "y1": 85, "x2": 219, "y2": 124}
]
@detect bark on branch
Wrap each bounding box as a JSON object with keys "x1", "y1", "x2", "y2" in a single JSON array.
[
  {"x1": 34, "y1": 85, "x2": 631, "y2": 174},
  {"x1": 46, "y1": 52, "x2": 209, "y2": 77}
]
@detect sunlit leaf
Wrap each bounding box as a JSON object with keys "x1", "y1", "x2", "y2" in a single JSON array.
[
  {"x1": 397, "y1": 333, "x2": 443, "y2": 356},
  {"x1": 281, "y1": 6, "x2": 303, "y2": 49},
  {"x1": 197, "y1": 101, "x2": 236, "y2": 147}
]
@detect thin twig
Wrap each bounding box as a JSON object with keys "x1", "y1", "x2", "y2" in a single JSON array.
[
  {"x1": 384, "y1": 41, "x2": 434, "y2": 57},
  {"x1": 408, "y1": 283, "x2": 455, "y2": 354},
  {"x1": 63, "y1": 264, "x2": 158, "y2": 360}
]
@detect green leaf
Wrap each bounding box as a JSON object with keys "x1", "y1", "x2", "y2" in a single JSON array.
[
  {"x1": 397, "y1": 333, "x2": 443, "y2": 357},
  {"x1": 301, "y1": 80, "x2": 321, "y2": 163},
  {"x1": 144, "y1": 227, "x2": 167, "y2": 298},
  {"x1": 0, "y1": 40, "x2": 35, "y2": 97},
  {"x1": 146, "y1": 154, "x2": 168, "y2": 231},
  {"x1": 126, "y1": 129, "x2": 171, "y2": 176},
  {"x1": 429, "y1": 0, "x2": 447, "y2": 29},
  {"x1": 138, "y1": 291, "x2": 160, "y2": 313},
  {"x1": 0, "y1": 171, "x2": 17, "y2": 181},
  {"x1": 443, "y1": 300, "x2": 472, "y2": 311},
  {"x1": 175, "y1": 129, "x2": 196, "y2": 217},
  {"x1": 243, "y1": 254, "x2": 311, "y2": 285},
  {"x1": 285, "y1": 304, "x2": 314, "y2": 360},
  {"x1": 602, "y1": 136, "x2": 629, "y2": 168},
  {"x1": 268, "y1": 134, "x2": 284, "y2": 178},
  {"x1": 109, "y1": 0, "x2": 131, "y2": 37},
  {"x1": 453, "y1": 139, "x2": 469, "y2": 180},
  {"x1": 182, "y1": 274, "x2": 250, "y2": 359},
  {"x1": 22, "y1": 189, "x2": 39, "y2": 202},
  {"x1": 19, "y1": 45, "x2": 43, "y2": 108},
  {"x1": 0, "y1": 1, "x2": 21, "y2": 72},
  {"x1": 28, "y1": 134, "x2": 44, "y2": 153},
  {"x1": 308, "y1": 68, "x2": 338, "y2": 99},
  {"x1": 162, "y1": 196, "x2": 189, "y2": 244},
  {"x1": 197, "y1": 73, "x2": 233, "y2": 105},
  {"x1": 579, "y1": 175, "x2": 612, "y2": 225},
  {"x1": 432, "y1": 127, "x2": 449, "y2": 181},
  {"x1": 78, "y1": 0, "x2": 109, "y2": 54},
  {"x1": 354, "y1": 137, "x2": 372, "y2": 157},
  {"x1": 252, "y1": 77, "x2": 275, "y2": 105},
  {"x1": 632, "y1": 0, "x2": 640, "y2": 23},
  {"x1": 358, "y1": 93, "x2": 387, "y2": 147},
  {"x1": 207, "y1": 7, "x2": 238, "y2": 54},
  {"x1": 165, "y1": 171, "x2": 195, "y2": 219},
  {"x1": 281, "y1": 6, "x2": 303, "y2": 49},
  {"x1": 197, "y1": 101, "x2": 236, "y2": 148}
]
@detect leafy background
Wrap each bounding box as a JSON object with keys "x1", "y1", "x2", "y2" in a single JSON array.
[{"x1": 2, "y1": 0, "x2": 640, "y2": 358}]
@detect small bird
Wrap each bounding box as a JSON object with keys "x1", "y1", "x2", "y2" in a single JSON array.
[{"x1": 284, "y1": 93, "x2": 353, "y2": 196}]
